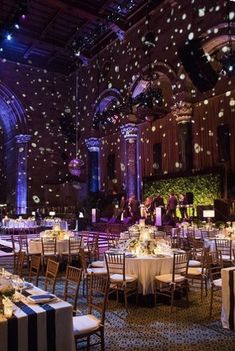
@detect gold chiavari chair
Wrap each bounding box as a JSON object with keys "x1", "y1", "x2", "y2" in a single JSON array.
[
  {"x1": 105, "y1": 252, "x2": 138, "y2": 311},
  {"x1": 44, "y1": 259, "x2": 60, "y2": 294},
  {"x1": 154, "y1": 252, "x2": 189, "y2": 313},
  {"x1": 73, "y1": 273, "x2": 110, "y2": 351}
]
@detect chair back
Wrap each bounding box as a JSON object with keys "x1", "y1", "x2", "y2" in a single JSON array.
[
  {"x1": 19, "y1": 235, "x2": 30, "y2": 254},
  {"x1": 172, "y1": 252, "x2": 189, "y2": 282},
  {"x1": 16, "y1": 251, "x2": 26, "y2": 277},
  {"x1": 87, "y1": 233, "x2": 99, "y2": 260},
  {"x1": 64, "y1": 265, "x2": 82, "y2": 311},
  {"x1": 41, "y1": 237, "x2": 57, "y2": 256},
  {"x1": 214, "y1": 238, "x2": 232, "y2": 260},
  {"x1": 11, "y1": 235, "x2": 20, "y2": 253},
  {"x1": 206, "y1": 250, "x2": 223, "y2": 283},
  {"x1": 45, "y1": 259, "x2": 59, "y2": 293},
  {"x1": 87, "y1": 273, "x2": 109, "y2": 325},
  {"x1": 105, "y1": 252, "x2": 125, "y2": 279},
  {"x1": 29, "y1": 255, "x2": 41, "y2": 286},
  {"x1": 69, "y1": 236, "x2": 83, "y2": 254},
  {"x1": 78, "y1": 248, "x2": 88, "y2": 273}
]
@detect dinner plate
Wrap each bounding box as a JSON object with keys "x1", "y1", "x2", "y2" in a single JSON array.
[
  {"x1": 23, "y1": 282, "x2": 34, "y2": 290},
  {"x1": 27, "y1": 294, "x2": 56, "y2": 304}
]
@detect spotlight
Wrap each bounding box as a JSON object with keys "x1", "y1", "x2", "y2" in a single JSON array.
[
  {"x1": 142, "y1": 31, "x2": 156, "y2": 48},
  {"x1": 6, "y1": 34, "x2": 12, "y2": 41},
  {"x1": 14, "y1": 24, "x2": 20, "y2": 29}
]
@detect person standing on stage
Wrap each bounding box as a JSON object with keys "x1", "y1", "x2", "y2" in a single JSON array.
[
  {"x1": 144, "y1": 196, "x2": 154, "y2": 224},
  {"x1": 178, "y1": 193, "x2": 188, "y2": 219},
  {"x1": 153, "y1": 191, "x2": 165, "y2": 209},
  {"x1": 128, "y1": 195, "x2": 140, "y2": 223},
  {"x1": 167, "y1": 192, "x2": 178, "y2": 218}
]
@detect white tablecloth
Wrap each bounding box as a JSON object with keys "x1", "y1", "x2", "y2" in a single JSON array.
[
  {"x1": 126, "y1": 255, "x2": 173, "y2": 295},
  {"x1": 0, "y1": 286, "x2": 75, "y2": 351},
  {"x1": 221, "y1": 267, "x2": 235, "y2": 330},
  {"x1": 29, "y1": 239, "x2": 69, "y2": 255}
]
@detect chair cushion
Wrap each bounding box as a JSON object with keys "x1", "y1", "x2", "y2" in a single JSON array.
[
  {"x1": 87, "y1": 268, "x2": 107, "y2": 275},
  {"x1": 188, "y1": 260, "x2": 201, "y2": 267},
  {"x1": 187, "y1": 267, "x2": 203, "y2": 275},
  {"x1": 73, "y1": 314, "x2": 101, "y2": 335},
  {"x1": 91, "y1": 260, "x2": 105, "y2": 268},
  {"x1": 213, "y1": 278, "x2": 222, "y2": 288},
  {"x1": 155, "y1": 274, "x2": 186, "y2": 283},
  {"x1": 110, "y1": 273, "x2": 137, "y2": 283}
]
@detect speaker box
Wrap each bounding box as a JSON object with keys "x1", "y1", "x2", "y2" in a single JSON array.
[
  {"x1": 214, "y1": 199, "x2": 229, "y2": 221},
  {"x1": 178, "y1": 39, "x2": 218, "y2": 92},
  {"x1": 186, "y1": 192, "x2": 194, "y2": 205},
  {"x1": 196, "y1": 205, "x2": 213, "y2": 220},
  {"x1": 217, "y1": 124, "x2": 230, "y2": 162}
]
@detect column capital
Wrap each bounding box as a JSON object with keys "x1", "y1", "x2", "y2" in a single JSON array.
[
  {"x1": 15, "y1": 134, "x2": 31, "y2": 144},
  {"x1": 85, "y1": 137, "x2": 100, "y2": 152},
  {"x1": 120, "y1": 123, "x2": 138, "y2": 140},
  {"x1": 171, "y1": 101, "x2": 193, "y2": 124}
]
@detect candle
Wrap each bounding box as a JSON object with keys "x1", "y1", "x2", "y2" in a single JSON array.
[
  {"x1": 91, "y1": 208, "x2": 96, "y2": 223},
  {"x1": 3, "y1": 299, "x2": 13, "y2": 318}
]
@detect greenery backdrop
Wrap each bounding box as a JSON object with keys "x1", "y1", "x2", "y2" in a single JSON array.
[{"x1": 143, "y1": 173, "x2": 222, "y2": 215}]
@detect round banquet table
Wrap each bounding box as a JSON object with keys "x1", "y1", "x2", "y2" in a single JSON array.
[
  {"x1": 125, "y1": 255, "x2": 173, "y2": 295},
  {"x1": 29, "y1": 238, "x2": 69, "y2": 255}
]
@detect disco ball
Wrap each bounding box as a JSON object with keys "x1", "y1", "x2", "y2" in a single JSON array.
[{"x1": 68, "y1": 158, "x2": 84, "y2": 177}]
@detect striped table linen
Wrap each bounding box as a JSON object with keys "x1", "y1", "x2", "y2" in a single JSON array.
[
  {"x1": 221, "y1": 267, "x2": 235, "y2": 330},
  {"x1": 0, "y1": 287, "x2": 75, "y2": 351}
]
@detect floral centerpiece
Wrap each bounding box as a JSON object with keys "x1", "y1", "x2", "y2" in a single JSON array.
[
  {"x1": 0, "y1": 284, "x2": 15, "y2": 306},
  {"x1": 124, "y1": 237, "x2": 158, "y2": 256},
  {"x1": 42, "y1": 229, "x2": 71, "y2": 240}
]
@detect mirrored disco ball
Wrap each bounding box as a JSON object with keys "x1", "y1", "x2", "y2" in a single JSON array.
[{"x1": 68, "y1": 158, "x2": 84, "y2": 176}]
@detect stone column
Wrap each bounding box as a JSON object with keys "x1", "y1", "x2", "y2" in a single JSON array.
[
  {"x1": 171, "y1": 101, "x2": 193, "y2": 171},
  {"x1": 15, "y1": 134, "x2": 31, "y2": 214},
  {"x1": 85, "y1": 137, "x2": 100, "y2": 193},
  {"x1": 120, "y1": 123, "x2": 140, "y2": 199}
]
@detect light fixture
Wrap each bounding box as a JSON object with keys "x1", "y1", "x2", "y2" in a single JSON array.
[
  {"x1": 6, "y1": 34, "x2": 12, "y2": 41},
  {"x1": 68, "y1": 66, "x2": 84, "y2": 176}
]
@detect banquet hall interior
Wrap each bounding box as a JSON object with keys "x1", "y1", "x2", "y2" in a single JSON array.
[{"x1": 0, "y1": 0, "x2": 235, "y2": 350}]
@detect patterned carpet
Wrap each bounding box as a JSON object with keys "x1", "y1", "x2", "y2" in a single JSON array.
[{"x1": 1, "y1": 255, "x2": 235, "y2": 350}]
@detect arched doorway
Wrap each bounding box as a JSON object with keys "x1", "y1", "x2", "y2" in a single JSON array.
[{"x1": 0, "y1": 83, "x2": 30, "y2": 214}]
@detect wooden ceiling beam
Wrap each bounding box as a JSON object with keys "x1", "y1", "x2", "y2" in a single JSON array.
[
  {"x1": 40, "y1": 9, "x2": 61, "y2": 39},
  {"x1": 43, "y1": 0, "x2": 103, "y2": 21},
  {"x1": 23, "y1": 44, "x2": 34, "y2": 59}
]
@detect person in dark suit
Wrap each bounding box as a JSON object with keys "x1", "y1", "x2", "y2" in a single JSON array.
[
  {"x1": 144, "y1": 196, "x2": 154, "y2": 224},
  {"x1": 178, "y1": 193, "x2": 188, "y2": 219},
  {"x1": 167, "y1": 192, "x2": 178, "y2": 218},
  {"x1": 128, "y1": 195, "x2": 140, "y2": 223},
  {"x1": 153, "y1": 192, "x2": 165, "y2": 209}
]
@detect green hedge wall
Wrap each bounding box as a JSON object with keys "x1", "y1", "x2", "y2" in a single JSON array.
[{"x1": 143, "y1": 173, "x2": 222, "y2": 211}]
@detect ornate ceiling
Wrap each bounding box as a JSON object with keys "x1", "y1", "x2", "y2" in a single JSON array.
[{"x1": 0, "y1": 0, "x2": 164, "y2": 74}]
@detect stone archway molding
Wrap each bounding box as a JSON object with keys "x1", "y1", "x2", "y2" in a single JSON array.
[{"x1": 0, "y1": 83, "x2": 29, "y2": 214}]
